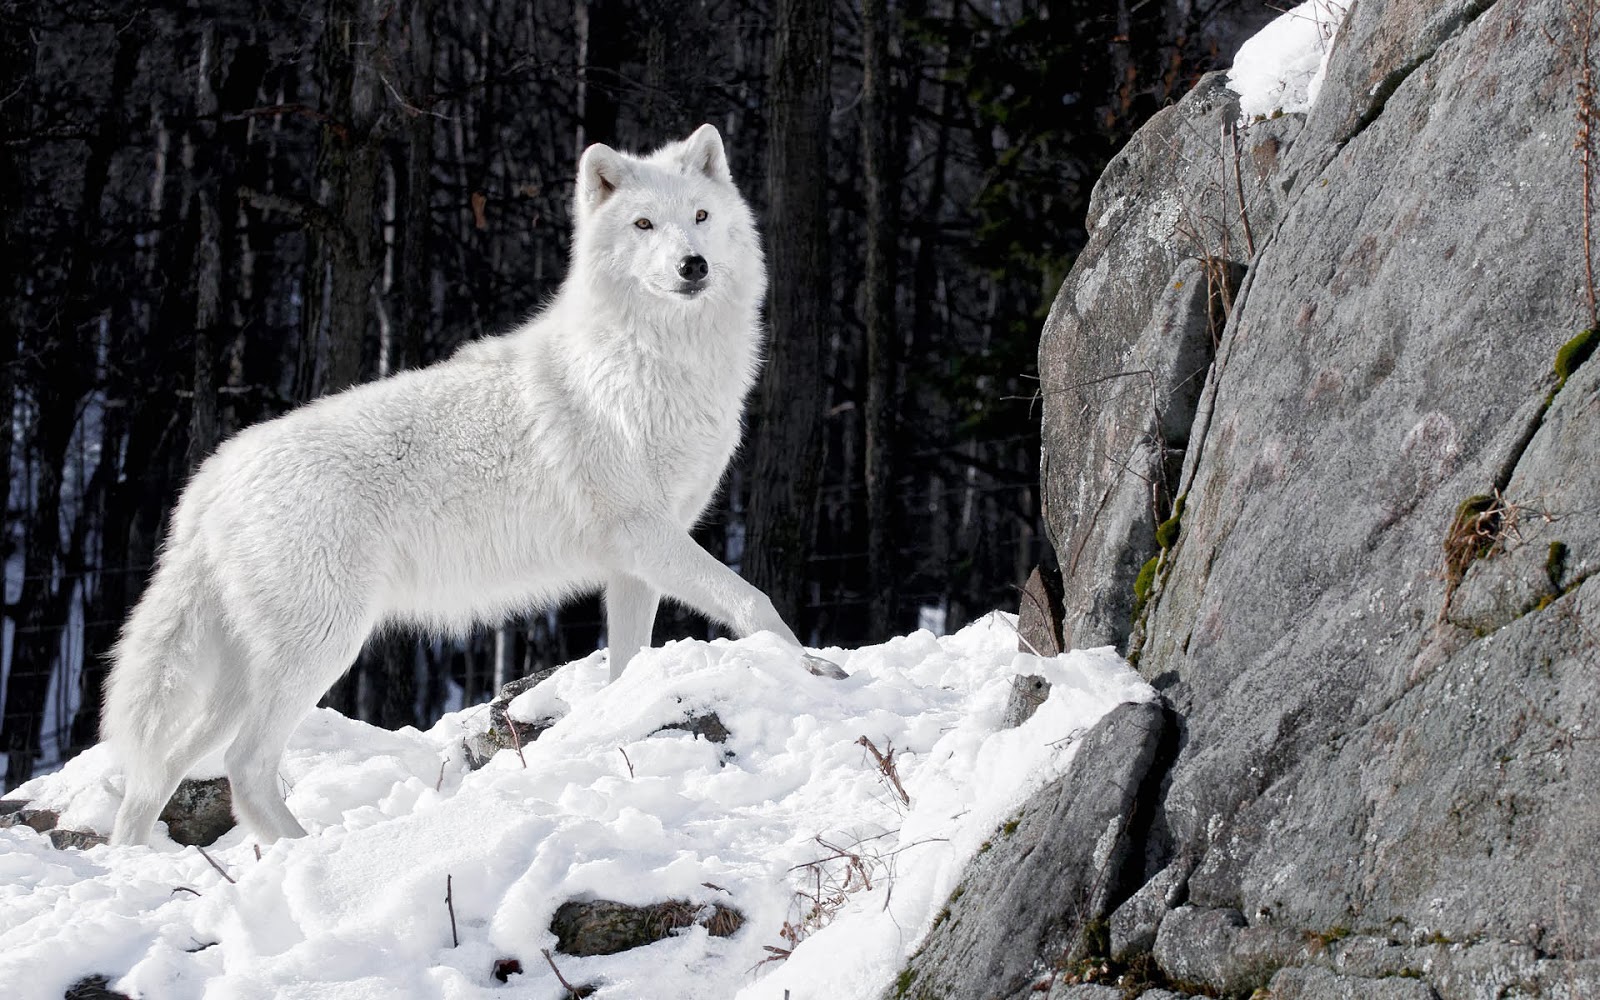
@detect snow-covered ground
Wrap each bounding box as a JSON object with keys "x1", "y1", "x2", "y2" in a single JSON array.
[
  {"x1": 0, "y1": 616, "x2": 1153, "y2": 1000},
  {"x1": 1228, "y1": 0, "x2": 1349, "y2": 121}
]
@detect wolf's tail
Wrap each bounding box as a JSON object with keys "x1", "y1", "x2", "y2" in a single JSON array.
[{"x1": 101, "y1": 546, "x2": 212, "y2": 758}]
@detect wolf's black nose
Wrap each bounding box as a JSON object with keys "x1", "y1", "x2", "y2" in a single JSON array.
[{"x1": 678, "y1": 255, "x2": 709, "y2": 281}]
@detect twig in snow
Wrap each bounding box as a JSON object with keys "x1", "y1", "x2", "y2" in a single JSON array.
[
  {"x1": 754, "y1": 944, "x2": 792, "y2": 969},
  {"x1": 436, "y1": 760, "x2": 446, "y2": 791},
  {"x1": 618, "y1": 746, "x2": 634, "y2": 778},
  {"x1": 506, "y1": 717, "x2": 528, "y2": 769},
  {"x1": 171, "y1": 886, "x2": 202, "y2": 897},
  {"x1": 253, "y1": 844, "x2": 261, "y2": 862},
  {"x1": 996, "y1": 596, "x2": 1045, "y2": 657},
  {"x1": 857, "y1": 736, "x2": 910, "y2": 806},
  {"x1": 541, "y1": 948, "x2": 585, "y2": 998},
  {"x1": 196, "y1": 845, "x2": 235, "y2": 884},
  {"x1": 446, "y1": 874, "x2": 459, "y2": 947}
]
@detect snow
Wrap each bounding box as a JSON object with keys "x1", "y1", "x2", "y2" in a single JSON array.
[
  {"x1": 1227, "y1": 1, "x2": 1349, "y2": 121},
  {"x1": 0, "y1": 615, "x2": 1154, "y2": 1000}
]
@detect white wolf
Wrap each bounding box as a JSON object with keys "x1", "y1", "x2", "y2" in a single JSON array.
[{"x1": 103, "y1": 124, "x2": 836, "y2": 847}]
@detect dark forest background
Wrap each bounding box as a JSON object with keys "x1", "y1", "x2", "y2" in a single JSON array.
[{"x1": 0, "y1": 0, "x2": 1271, "y2": 788}]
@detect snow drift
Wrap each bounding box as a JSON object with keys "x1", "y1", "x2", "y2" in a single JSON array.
[{"x1": 1, "y1": 616, "x2": 1153, "y2": 1000}]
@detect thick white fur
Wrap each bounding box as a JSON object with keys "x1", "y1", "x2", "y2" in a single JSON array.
[{"x1": 102, "y1": 125, "x2": 806, "y2": 846}]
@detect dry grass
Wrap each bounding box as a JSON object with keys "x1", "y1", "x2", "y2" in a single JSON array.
[
  {"x1": 857, "y1": 735, "x2": 910, "y2": 807},
  {"x1": 1440, "y1": 490, "x2": 1523, "y2": 617},
  {"x1": 780, "y1": 831, "x2": 894, "y2": 951}
]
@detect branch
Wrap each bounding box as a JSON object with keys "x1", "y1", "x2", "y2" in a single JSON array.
[
  {"x1": 237, "y1": 186, "x2": 352, "y2": 252},
  {"x1": 220, "y1": 104, "x2": 348, "y2": 141},
  {"x1": 195, "y1": 845, "x2": 235, "y2": 884}
]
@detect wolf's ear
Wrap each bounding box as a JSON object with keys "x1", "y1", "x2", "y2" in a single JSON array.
[
  {"x1": 577, "y1": 143, "x2": 630, "y2": 214},
  {"x1": 679, "y1": 124, "x2": 732, "y2": 184}
]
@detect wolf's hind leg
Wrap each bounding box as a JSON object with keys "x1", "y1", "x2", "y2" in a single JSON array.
[
  {"x1": 111, "y1": 708, "x2": 240, "y2": 846},
  {"x1": 223, "y1": 692, "x2": 313, "y2": 842},
  {"x1": 605, "y1": 574, "x2": 659, "y2": 681}
]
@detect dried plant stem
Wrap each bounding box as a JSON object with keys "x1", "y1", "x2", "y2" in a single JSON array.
[
  {"x1": 195, "y1": 845, "x2": 235, "y2": 884},
  {"x1": 856, "y1": 735, "x2": 910, "y2": 806},
  {"x1": 541, "y1": 948, "x2": 585, "y2": 999},
  {"x1": 446, "y1": 874, "x2": 459, "y2": 947},
  {"x1": 1229, "y1": 123, "x2": 1256, "y2": 258},
  {"x1": 506, "y1": 715, "x2": 528, "y2": 769}
]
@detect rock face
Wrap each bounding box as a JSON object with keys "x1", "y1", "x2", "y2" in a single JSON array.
[
  {"x1": 898, "y1": 1, "x2": 1600, "y2": 998},
  {"x1": 889, "y1": 702, "x2": 1175, "y2": 999}
]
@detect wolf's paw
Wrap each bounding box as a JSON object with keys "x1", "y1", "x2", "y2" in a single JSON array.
[{"x1": 801, "y1": 653, "x2": 848, "y2": 680}]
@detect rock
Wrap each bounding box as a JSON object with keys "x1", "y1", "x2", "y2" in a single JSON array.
[
  {"x1": 882, "y1": 701, "x2": 1174, "y2": 1000},
  {"x1": 1107, "y1": 859, "x2": 1189, "y2": 960},
  {"x1": 464, "y1": 667, "x2": 559, "y2": 769},
  {"x1": 1149, "y1": 906, "x2": 1301, "y2": 997},
  {"x1": 1040, "y1": 70, "x2": 1293, "y2": 656},
  {"x1": 1002, "y1": 565, "x2": 1066, "y2": 729},
  {"x1": 1016, "y1": 563, "x2": 1067, "y2": 657},
  {"x1": 1135, "y1": 0, "x2": 1600, "y2": 975},
  {"x1": 653, "y1": 711, "x2": 731, "y2": 744},
  {"x1": 159, "y1": 777, "x2": 234, "y2": 846},
  {"x1": 1446, "y1": 348, "x2": 1600, "y2": 632},
  {"x1": 801, "y1": 652, "x2": 848, "y2": 679},
  {"x1": 550, "y1": 898, "x2": 744, "y2": 957},
  {"x1": 14, "y1": 807, "x2": 59, "y2": 832},
  {"x1": 1038, "y1": 985, "x2": 1122, "y2": 1000},
  {"x1": 952, "y1": 1, "x2": 1600, "y2": 997},
  {"x1": 0, "y1": 798, "x2": 26, "y2": 819},
  {"x1": 48, "y1": 829, "x2": 109, "y2": 850},
  {"x1": 999, "y1": 673, "x2": 1050, "y2": 731},
  {"x1": 1267, "y1": 966, "x2": 1440, "y2": 1000},
  {"x1": 64, "y1": 975, "x2": 132, "y2": 1000}
]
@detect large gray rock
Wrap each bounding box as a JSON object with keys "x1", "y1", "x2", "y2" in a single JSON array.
[
  {"x1": 920, "y1": 0, "x2": 1600, "y2": 997},
  {"x1": 1040, "y1": 72, "x2": 1299, "y2": 655},
  {"x1": 883, "y1": 701, "x2": 1174, "y2": 1000},
  {"x1": 1136, "y1": 1, "x2": 1600, "y2": 977}
]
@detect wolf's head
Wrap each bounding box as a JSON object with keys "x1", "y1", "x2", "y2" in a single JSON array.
[{"x1": 570, "y1": 125, "x2": 766, "y2": 311}]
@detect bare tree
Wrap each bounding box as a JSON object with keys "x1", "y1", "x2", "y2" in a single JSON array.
[
  {"x1": 860, "y1": 0, "x2": 899, "y2": 639},
  {"x1": 743, "y1": 0, "x2": 833, "y2": 631}
]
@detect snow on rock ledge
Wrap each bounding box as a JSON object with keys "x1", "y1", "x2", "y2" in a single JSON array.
[
  {"x1": 0, "y1": 616, "x2": 1153, "y2": 1000},
  {"x1": 1227, "y1": 0, "x2": 1349, "y2": 121}
]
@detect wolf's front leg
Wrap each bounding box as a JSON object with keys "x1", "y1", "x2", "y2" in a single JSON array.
[
  {"x1": 617, "y1": 519, "x2": 845, "y2": 678},
  {"x1": 604, "y1": 574, "x2": 659, "y2": 681}
]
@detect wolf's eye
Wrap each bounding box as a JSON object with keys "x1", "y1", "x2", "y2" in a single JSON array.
[
  {"x1": 634, "y1": 218, "x2": 653, "y2": 230},
  {"x1": 695, "y1": 209, "x2": 708, "y2": 224}
]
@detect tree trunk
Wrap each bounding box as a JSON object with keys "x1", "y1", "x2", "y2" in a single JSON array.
[
  {"x1": 860, "y1": 0, "x2": 898, "y2": 640},
  {"x1": 316, "y1": 0, "x2": 387, "y2": 718},
  {"x1": 318, "y1": 0, "x2": 383, "y2": 397},
  {"x1": 360, "y1": 0, "x2": 436, "y2": 730},
  {"x1": 186, "y1": 26, "x2": 223, "y2": 471},
  {"x1": 743, "y1": 0, "x2": 832, "y2": 633}
]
